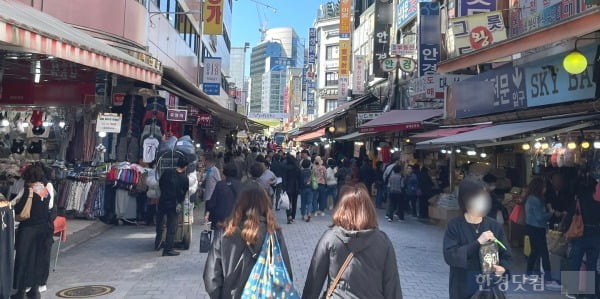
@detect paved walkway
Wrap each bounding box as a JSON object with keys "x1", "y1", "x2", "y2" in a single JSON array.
[{"x1": 46, "y1": 209, "x2": 569, "y2": 299}]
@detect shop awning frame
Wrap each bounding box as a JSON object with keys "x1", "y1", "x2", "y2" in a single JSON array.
[
  {"x1": 410, "y1": 124, "x2": 491, "y2": 139},
  {"x1": 299, "y1": 94, "x2": 378, "y2": 132},
  {"x1": 335, "y1": 131, "x2": 367, "y2": 141},
  {"x1": 416, "y1": 115, "x2": 598, "y2": 148},
  {"x1": 358, "y1": 109, "x2": 444, "y2": 133},
  {"x1": 295, "y1": 128, "x2": 326, "y2": 142},
  {"x1": 0, "y1": 1, "x2": 162, "y2": 84}
]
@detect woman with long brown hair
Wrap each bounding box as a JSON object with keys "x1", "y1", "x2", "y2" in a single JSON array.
[
  {"x1": 302, "y1": 184, "x2": 403, "y2": 299},
  {"x1": 203, "y1": 181, "x2": 293, "y2": 299}
]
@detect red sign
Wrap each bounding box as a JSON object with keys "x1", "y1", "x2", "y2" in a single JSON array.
[
  {"x1": 469, "y1": 26, "x2": 493, "y2": 50},
  {"x1": 197, "y1": 113, "x2": 212, "y2": 126},
  {"x1": 112, "y1": 93, "x2": 126, "y2": 106},
  {"x1": 359, "y1": 122, "x2": 422, "y2": 133},
  {"x1": 167, "y1": 109, "x2": 187, "y2": 122}
]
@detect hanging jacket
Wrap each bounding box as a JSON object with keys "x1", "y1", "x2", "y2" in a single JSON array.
[
  {"x1": 302, "y1": 226, "x2": 403, "y2": 299},
  {"x1": 203, "y1": 220, "x2": 293, "y2": 299}
]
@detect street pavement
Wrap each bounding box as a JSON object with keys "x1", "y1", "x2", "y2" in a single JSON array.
[{"x1": 46, "y1": 208, "x2": 569, "y2": 299}]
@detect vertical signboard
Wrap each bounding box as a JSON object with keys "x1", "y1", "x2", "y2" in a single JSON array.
[
  {"x1": 203, "y1": 57, "x2": 222, "y2": 95},
  {"x1": 307, "y1": 91, "x2": 316, "y2": 115},
  {"x1": 308, "y1": 28, "x2": 317, "y2": 64},
  {"x1": 458, "y1": 0, "x2": 497, "y2": 16},
  {"x1": 338, "y1": 39, "x2": 351, "y2": 100},
  {"x1": 283, "y1": 86, "x2": 289, "y2": 113},
  {"x1": 397, "y1": 0, "x2": 418, "y2": 28},
  {"x1": 418, "y1": 2, "x2": 441, "y2": 77},
  {"x1": 373, "y1": 0, "x2": 393, "y2": 78},
  {"x1": 339, "y1": 0, "x2": 352, "y2": 39},
  {"x1": 203, "y1": 0, "x2": 224, "y2": 35},
  {"x1": 353, "y1": 55, "x2": 366, "y2": 95}
]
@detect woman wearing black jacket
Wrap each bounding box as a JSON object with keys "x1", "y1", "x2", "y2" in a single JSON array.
[
  {"x1": 284, "y1": 154, "x2": 301, "y2": 224},
  {"x1": 303, "y1": 184, "x2": 402, "y2": 299},
  {"x1": 205, "y1": 163, "x2": 242, "y2": 230},
  {"x1": 203, "y1": 182, "x2": 292, "y2": 299}
]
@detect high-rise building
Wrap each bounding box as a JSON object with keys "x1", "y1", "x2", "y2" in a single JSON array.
[
  {"x1": 248, "y1": 27, "x2": 304, "y2": 116},
  {"x1": 313, "y1": 2, "x2": 341, "y2": 116},
  {"x1": 230, "y1": 47, "x2": 247, "y2": 89}
]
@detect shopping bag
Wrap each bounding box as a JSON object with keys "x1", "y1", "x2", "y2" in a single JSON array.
[
  {"x1": 523, "y1": 235, "x2": 531, "y2": 257},
  {"x1": 546, "y1": 230, "x2": 568, "y2": 257},
  {"x1": 15, "y1": 188, "x2": 34, "y2": 222},
  {"x1": 279, "y1": 191, "x2": 290, "y2": 210},
  {"x1": 509, "y1": 204, "x2": 525, "y2": 225},
  {"x1": 470, "y1": 287, "x2": 506, "y2": 299},
  {"x1": 199, "y1": 230, "x2": 212, "y2": 253},
  {"x1": 566, "y1": 200, "x2": 584, "y2": 240},
  {"x1": 241, "y1": 233, "x2": 300, "y2": 299}
]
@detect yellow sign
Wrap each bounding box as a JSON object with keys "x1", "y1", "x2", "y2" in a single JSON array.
[
  {"x1": 338, "y1": 39, "x2": 351, "y2": 76},
  {"x1": 204, "y1": 0, "x2": 224, "y2": 35},
  {"x1": 339, "y1": 0, "x2": 351, "y2": 38}
]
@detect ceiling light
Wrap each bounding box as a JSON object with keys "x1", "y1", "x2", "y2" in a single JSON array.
[
  {"x1": 594, "y1": 141, "x2": 600, "y2": 149},
  {"x1": 98, "y1": 131, "x2": 107, "y2": 138},
  {"x1": 541, "y1": 143, "x2": 549, "y2": 150},
  {"x1": 534, "y1": 141, "x2": 542, "y2": 149},
  {"x1": 34, "y1": 73, "x2": 41, "y2": 83},
  {"x1": 394, "y1": 147, "x2": 399, "y2": 151},
  {"x1": 441, "y1": 149, "x2": 447, "y2": 154},
  {"x1": 405, "y1": 138, "x2": 411, "y2": 143},
  {"x1": 522, "y1": 143, "x2": 531, "y2": 151},
  {"x1": 377, "y1": 147, "x2": 382, "y2": 151},
  {"x1": 324, "y1": 144, "x2": 331, "y2": 149},
  {"x1": 480, "y1": 152, "x2": 487, "y2": 158},
  {"x1": 455, "y1": 149, "x2": 461, "y2": 153},
  {"x1": 0, "y1": 119, "x2": 9, "y2": 127},
  {"x1": 567, "y1": 142, "x2": 577, "y2": 150},
  {"x1": 42, "y1": 121, "x2": 52, "y2": 127},
  {"x1": 581, "y1": 141, "x2": 590, "y2": 149},
  {"x1": 467, "y1": 150, "x2": 476, "y2": 156},
  {"x1": 58, "y1": 121, "x2": 66, "y2": 128}
]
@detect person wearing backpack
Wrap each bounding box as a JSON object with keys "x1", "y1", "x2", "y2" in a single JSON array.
[
  {"x1": 203, "y1": 182, "x2": 293, "y2": 299},
  {"x1": 302, "y1": 184, "x2": 403, "y2": 299}
]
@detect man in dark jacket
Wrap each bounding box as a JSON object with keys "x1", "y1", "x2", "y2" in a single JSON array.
[
  {"x1": 155, "y1": 156, "x2": 189, "y2": 256},
  {"x1": 284, "y1": 154, "x2": 301, "y2": 223},
  {"x1": 206, "y1": 163, "x2": 241, "y2": 230}
]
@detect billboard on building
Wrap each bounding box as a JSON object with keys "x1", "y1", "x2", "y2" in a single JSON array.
[
  {"x1": 457, "y1": 0, "x2": 497, "y2": 17},
  {"x1": 373, "y1": 0, "x2": 393, "y2": 78},
  {"x1": 339, "y1": 39, "x2": 351, "y2": 76},
  {"x1": 353, "y1": 55, "x2": 366, "y2": 95},
  {"x1": 203, "y1": 0, "x2": 224, "y2": 35},
  {"x1": 203, "y1": 57, "x2": 222, "y2": 95},
  {"x1": 447, "y1": 11, "x2": 507, "y2": 58},
  {"x1": 308, "y1": 28, "x2": 317, "y2": 64},
  {"x1": 339, "y1": 0, "x2": 352, "y2": 38},
  {"x1": 509, "y1": 0, "x2": 594, "y2": 37}
]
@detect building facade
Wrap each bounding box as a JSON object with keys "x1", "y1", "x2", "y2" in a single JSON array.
[{"x1": 314, "y1": 2, "x2": 341, "y2": 116}]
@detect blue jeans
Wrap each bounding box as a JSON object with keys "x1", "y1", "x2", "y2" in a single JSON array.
[
  {"x1": 301, "y1": 188, "x2": 314, "y2": 216},
  {"x1": 375, "y1": 184, "x2": 386, "y2": 208},
  {"x1": 567, "y1": 231, "x2": 600, "y2": 294},
  {"x1": 317, "y1": 184, "x2": 327, "y2": 212},
  {"x1": 326, "y1": 185, "x2": 338, "y2": 207}
]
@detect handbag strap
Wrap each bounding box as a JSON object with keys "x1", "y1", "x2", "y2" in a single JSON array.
[{"x1": 326, "y1": 252, "x2": 354, "y2": 298}]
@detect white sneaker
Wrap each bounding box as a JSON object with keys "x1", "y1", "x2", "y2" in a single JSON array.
[
  {"x1": 564, "y1": 292, "x2": 576, "y2": 299},
  {"x1": 544, "y1": 281, "x2": 562, "y2": 291},
  {"x1": 39, "y1": 285, "x2": 47, "y2": 293}
]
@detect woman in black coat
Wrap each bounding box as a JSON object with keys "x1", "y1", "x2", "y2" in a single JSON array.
[
  {"x1": 284, "y1": 154, "x2": 301, "y2": 224},
  {"x1": 206, "y1": 163, "x2": 241, "y2": 230}
]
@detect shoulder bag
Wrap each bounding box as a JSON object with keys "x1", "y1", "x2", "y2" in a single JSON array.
[
  {"x1": 565, "y1": 199, "x2": 584, "y2": 240},
  {"x1": 15, "y1": 188, "x2": 34, "y2": 222},
  {"x1": 323, "y1": 252, "x2": 354, "y2": 299}
]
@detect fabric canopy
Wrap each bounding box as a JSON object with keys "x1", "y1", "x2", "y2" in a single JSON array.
[
  {"x1": 0, "y1": 1, "x2": 161, "y2": 84},
  {"x1": 411, "y1": 125, "x2": 490, "y2": 139},
  {"x1": 359, "y1": 109, "x2": 443, "y2": 133},
  {"x1": 295, "y1": 129, "x2": 325, "y2": 142},
  {"x1": 335, "y1": 131, "x2": 366, "y2": 141},
  {"x1": 299, "y1": 94, "x2": 377, "y2": 131},
  {"x1": 416, "y1": 115, "x2": 597, "y2": 147}
]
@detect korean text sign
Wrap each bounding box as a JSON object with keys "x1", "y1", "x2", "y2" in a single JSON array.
[
  {"x1": 308, "y1": 28, "x2": 317, "y2": 64},
  {"x1": 338, "y1": 40, "x2": 351, "y2": 76},
  {"x1": 458, "y1": 0, "x2": 497, "y2": 17},
  {"x1": 447, "y1": 11, "x2": 507, "y2": 58},
  {"x1": 167, "y1": 109, "x2": 188, "y2": 122},
  {"x1": 203, "y1": 57, "x2": 222, "y2": 95},
  {"x1": 418, "y1": 2, "x2": 441, "y2": 77},
  {"x1": 340, "y1": 0, "x2": 352, "y2": 38},
  {"x1": 353, "y1": 56, "x2": 366, "y2": 95},
  {"x1": 373, "y1": 0, "x2": 393, "y2": 78},
  {"x1": 509, "y1": 0, "x2": 593, "y2": 37},
  {"x1": 397, "y1": 0, "x2": 418, "y2": 28},
  {"x1": 203, "y1": 0, "x2": 223, "y2": 35}
]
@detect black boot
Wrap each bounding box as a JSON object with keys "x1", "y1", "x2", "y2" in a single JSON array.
[
  {"x1": 26, "y1": 286, "x2": 40, "y2": 299},
  {"x1": 11, "y1": 290, "x2": 25, "y2": 299}
]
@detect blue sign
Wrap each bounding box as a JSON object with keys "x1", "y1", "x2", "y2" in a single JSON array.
[
  {"x1": 308, "y1": 28, "x2": 316, "y2": 64},
  {"x1": 397, "y1": 0, "x2": 418, "y2": 28},
  {"x1": 302, "y1": 66, "x2": 308, "y2": 93},
  {"x1": 418, "y1": 2, "x2": 440, "y2": 77},
  {"x1": 455, "y1": 64, "x2": 527, "y2": 118},
  {"x1": 525, "y1": 46, "x2": 597, "y2": 107},
  {"x1": 203, "y1": 83, "x2": 221, "y2": 95},
  {"x1": 307, "y1": 91, "x2": 315, "y2": 115},
  {"x1": 458, "y1": 0, "x2": 497, "y2": 17}
]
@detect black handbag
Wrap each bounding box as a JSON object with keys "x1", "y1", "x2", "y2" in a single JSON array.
[
  {"x1": 199, "y1": 230, "x2": 212, "y2": 253},
  {"x1": 470, "y1": 287, "x2": 506, "y2": 299}
]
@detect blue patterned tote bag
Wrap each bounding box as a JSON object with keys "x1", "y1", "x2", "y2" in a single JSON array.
[{"x1": 241, "y1": 233, "x2": 300, "y2": 299}]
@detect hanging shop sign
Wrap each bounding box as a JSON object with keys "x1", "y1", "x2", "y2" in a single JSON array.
[
  {"x1": 418, "y1": 2, "x2": 441, "y2": 77},
  {"x1": 458, "y1": 0, "x2": 497, "y2": 17},
  {"x1": 308, "y1": 28, "x2": 317, "y2": 64},
  {"x1": 203, "y1": 0, "x2": 224, "y2": 35},
  {"x1": 339, "y1": 39, "x2": 351, "y2": 76},
  {"x1": 248, "y1": 112, "x2": 290, "y2": 119},
  {"x1": 447, "y1": 11, "x2": 507, "y2": 58},
  {"x1": 339, "y1": 0, "x2": 352, "y2": 38},
  {"x1": 525, "y1": 46, "x2": 597, "y2": 107},
  {"x1": 381, "y1": 57, "x2": 417, "y2": 73},
  {"x1": 307, "y1": 91, "x2": 316, "y2": 115},
  {"x1": 390, "y1": 44, "x2": 417, "y2": 56},
  {"x1": 338, "y1": 76, "x2": 349, "y2": 100},
  {"x1": 373, "y1": 0, "x2": 393, "y2": 78},
  {"x1": 197, "y1": 113, "x2": 212, "y2": 126},
  {"x1": 96, "y1": 113, "x2": 122, "y2": 133},
  {"x1": 203, "y1": 57, "x2": 222, "y2": 96},
  {"x1": 397, "y1": 0, "x2": 418, "y2": 28},
  {"x1": 454, "y1": 64, "x2": 527, "y2": 118},
  {"x1": 509, "y1": 0, "x2": 595, "y2": 37},
  {"x1": 112, "y1": 93, "x2": 125, "y2": 106},
  {"x1": 409, "y1": 74, "x2": 472, "y2": 100},
  {"x1": 167, "y1": 109, "x2": 188, "y2": 122},
  {"x1": 358, "y1": 112, "x2": 383, "y2": 121},
  {"x1": 353, "y1": 56, "x2": 366, "y2": 95}
]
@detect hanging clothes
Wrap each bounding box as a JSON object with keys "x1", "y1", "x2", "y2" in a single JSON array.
[{"x1": 0, "y1": 202, "x2": 14, "y2": 299}]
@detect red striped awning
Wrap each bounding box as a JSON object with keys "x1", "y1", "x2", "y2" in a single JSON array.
[
  {"x1": 0, "y1": 1, "x2": 162, "y2": 85},
  {"x1": 294, "y1": 128, "x2": 326, "y2": 142}
]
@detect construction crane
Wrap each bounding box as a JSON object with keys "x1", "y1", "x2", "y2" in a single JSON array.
[{"x1": 236, "y1": 0, "x2": 277, "y2": 41}]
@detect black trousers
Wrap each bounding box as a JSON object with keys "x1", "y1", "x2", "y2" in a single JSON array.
[
  {"x1": 526, "y1": 225, "x2": 552, "y2": 281},
  {"x1": 156, "y1": 207, "x2": 177, "y2": 252},
  {"x1": 0, "y1": 206, "x2": 14, "y2": 299},
  {"x1": 406, "y1": 195, "x2": 418, "y2": 216},
  {"x1": 387, "y1": 192, "x2": 404, "y2": 220},
  {"x1": 13, "y1": 224, "x2": 51, "y2": 290},
  {"x1": 286, "y1": 191, "x2": 299, "y2": 220}
]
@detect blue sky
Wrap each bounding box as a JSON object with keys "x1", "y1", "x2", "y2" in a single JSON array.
[{"x1": 231, "y1": 0, "x2": 327, "y2": 49}]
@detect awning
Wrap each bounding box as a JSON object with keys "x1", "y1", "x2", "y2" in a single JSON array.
[
  {"x1": 295, "y1": 128, "x2": 325, "y2": 142},
  {"x1": 299, "y1": 94, "x2": 377, "y2": 131},
  {"x1": 438, "y1": 7, "x2": 600, "y2": 73},
  {"x1": 336, "y1": 131, "x2": 367, "y2": 141},
  {"x1": 359, "y1": 109, "x2": 444, "y2": 133},
  {"x1": 410, "y1": 125, "x2": 491, "y2": 139},
  {"x1": 0, "y1": 1, "x2": 161, "y2": 84},
  {"x1": 417, "y1": 115, "x2": 598, "y2": 148}
]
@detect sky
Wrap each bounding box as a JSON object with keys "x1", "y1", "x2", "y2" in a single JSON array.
[{"x1": 231, "y1": 0, "x2": 328, "y2": 52}]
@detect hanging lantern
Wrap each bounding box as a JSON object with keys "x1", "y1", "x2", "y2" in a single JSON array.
[{"x1": 563, "y1": 50, "x2": 588, "y2": 75}]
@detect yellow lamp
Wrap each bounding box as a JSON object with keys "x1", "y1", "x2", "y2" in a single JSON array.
[
  {"x1": 541, "y1": 143, "x2": 549, "y2": 150},
  {"x1": 581, "y1": 141, "x2": 590, "y2": 149},
  {"x1": 563, "y1": 50, "x2": 588, "y2": 74},
  {"x1": 522, "y1": 143, "x2": 530, "y2": 151},
  {"x1": 405, "y1": 138, "x2": 411, "y2": 143},
  {"x1": 328, "y1": 126, "x2": 335, "y2": 133},
  {"x1": 567, "y1": 142, "x2": 577, "y2": 150}
]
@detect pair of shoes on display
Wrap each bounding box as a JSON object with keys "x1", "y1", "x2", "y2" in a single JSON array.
[{"x1": 162, "y1": 250, "x2": 180, "y2": 257}]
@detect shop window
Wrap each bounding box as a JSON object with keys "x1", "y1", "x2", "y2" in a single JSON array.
[
  {"x1": 325, "y1": 45, "x2": 339, "y2": 61},
  {"x1": 325, "y1": 99, "x2": 338, "y2": 112},
  {"x1": 325, "y1": 72, "x2": 338, "y2": 86}
]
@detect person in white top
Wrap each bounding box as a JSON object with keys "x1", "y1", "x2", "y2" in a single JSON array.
[{"x1": 325, "y1": 158, "x2": 339, "y2": 208}]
